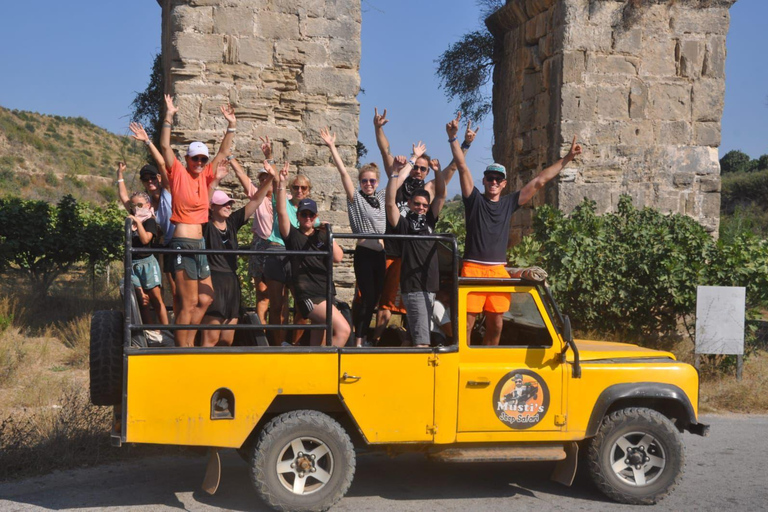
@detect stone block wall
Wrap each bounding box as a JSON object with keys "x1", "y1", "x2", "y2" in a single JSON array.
[
  {"x1": 158, "y1": 0, "x2": 361, "y2": 226},
  {"x1": 158, "y1": 0, "x2": 362, "y2": 297},
  {"x1": 488, "y1": 0, "x2": 735, "y2": 243}
]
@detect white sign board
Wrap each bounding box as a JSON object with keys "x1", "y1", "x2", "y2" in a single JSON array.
[{"x1": 695, "y1": 286, "x2": 745, "y2": 355}]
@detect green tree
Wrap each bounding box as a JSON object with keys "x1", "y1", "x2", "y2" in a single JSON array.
[
  {"x1": 435, "y1": 0, "x2": 503, "y2": 122},
  {"x1": 0, "y1": 195, "x2": 124, "y2": 296},
  {"x1": 757, "y1": 154, "x2": 768, "y2": 171},
  {"x1": 130, "y1": 53, "x2": 164, "y2": 145},
  {"x1": 720, "y1": 150, "x2": 755, "y2": 174}
]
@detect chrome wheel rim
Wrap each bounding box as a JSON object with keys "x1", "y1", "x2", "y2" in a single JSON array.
[
  {"x1": 609, "y1": 431, "x2": 666, "y2": 486},
  {"x1": 275, "y1": 436, "x2": 334, "y2": 495}
]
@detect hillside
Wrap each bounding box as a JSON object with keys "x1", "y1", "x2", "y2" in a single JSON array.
[{"x1": 0, "y1": 106, "x2": 147, "y2": 204}]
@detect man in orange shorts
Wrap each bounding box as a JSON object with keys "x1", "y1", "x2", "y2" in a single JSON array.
[{"x1": 448, "y1": 118, "x2": 582, "y2": 345}]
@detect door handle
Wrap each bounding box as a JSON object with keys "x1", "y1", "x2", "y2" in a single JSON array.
[
  {"x1": 467, "y1": 380, "x2": 490, "y2": 387},
  {"x1": 342, "y1": 372, "x2": 361, "y2": 381}
]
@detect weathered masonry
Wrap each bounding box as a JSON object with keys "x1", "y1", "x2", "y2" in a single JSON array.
[
  {"x1": 157, "y1": 0, "x2": 361, "y2": 231},
  {"x1": 487, "y1": 0, "x2": 735, "y2": 243}
]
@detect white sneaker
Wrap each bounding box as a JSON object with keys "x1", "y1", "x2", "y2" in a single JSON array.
[{"x1": 145, "y1": 330, "x2": 163, "y2": 343}]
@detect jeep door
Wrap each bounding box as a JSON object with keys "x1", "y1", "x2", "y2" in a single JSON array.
[{"x1": 456, "y1": 286, "x2": 566, "y2": 437}]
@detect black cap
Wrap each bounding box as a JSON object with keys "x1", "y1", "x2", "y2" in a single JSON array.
[
  {"x1": 297, "y1": 198, "x2": 318, "y2": 215},
  {"x1": 139, "y1": 165, "x2": 159, "y2": 180}
]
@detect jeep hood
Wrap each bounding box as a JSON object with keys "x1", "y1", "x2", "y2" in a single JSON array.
[{"x1": 572, "y1": 339, "x2": 676, "y2": 362}]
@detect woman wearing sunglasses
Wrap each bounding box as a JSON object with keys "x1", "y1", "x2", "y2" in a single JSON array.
[
  {"x1": 159, "y1": 94, "x2": 237, "y2": 347},
  {"x1": 320, "y1": 127, "x2": 386, "y2": 347},
  {"x1": 274, "y1": 163, "x2": 349, "y2": 347}
]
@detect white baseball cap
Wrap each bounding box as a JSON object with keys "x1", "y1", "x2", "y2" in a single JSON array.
[{"x1": 187, "y1": 141, "x2": 210, "y2": 157}]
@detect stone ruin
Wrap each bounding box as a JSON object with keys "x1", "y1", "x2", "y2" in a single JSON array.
[
  {"x1": 487, "y1": 0, "x2": 735, "y2": 243},
  {"x1": 158, "y1": 0, "x2": 735, "y2": 257}
]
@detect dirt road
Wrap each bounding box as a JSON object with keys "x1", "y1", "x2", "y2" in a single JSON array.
[{"x1": 0, "y1": 414, "x2": 764, "y2": 511}]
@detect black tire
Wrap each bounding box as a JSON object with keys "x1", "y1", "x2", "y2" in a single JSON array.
[
  {"x1": 586, "y1": 407, "x2": 684, "y2": 505},
  {"x1": 250, "y1": 410, "x2": 355, "y2": 512},
  {"x1": 89, "y1": 310, "x2": 124, "y2": 406}
]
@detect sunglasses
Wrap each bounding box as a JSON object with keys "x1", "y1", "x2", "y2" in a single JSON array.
[
  {"x1": 299, "y1": 210, "x2": 316, "y2": 218},
  {"x1": 485, "y1": 174, "x2": 505, "y2": 184},
  {"x1": 190, "y1": 155, "x2": 209, "y2": 163},
  {"x1": 140, "y1": 176, "x2": 158, "y2": 182},
  {"x1": 292, "y1": 185, "x2": 309, "y2": 192},
  {"x1": 412, "y1": 201, "x2": 429, "y2": 208},
  {"x1": 412, "y1": 165, "x2": 428, "y2": 173},
  {"x1": 360, "y1": 178, "x2": 377, "y2": 185}
]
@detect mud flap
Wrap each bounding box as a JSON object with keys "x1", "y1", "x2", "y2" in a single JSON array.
[
  {"x1": 202, "y1": 448, "x2": 221, "y2": 495},
  {"x1": 551, "y1": 442, "x2": 578, "y2": 486}
]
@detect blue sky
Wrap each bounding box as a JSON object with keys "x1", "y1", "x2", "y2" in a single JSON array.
[{"x1": 0, "y1": 0, "x2": 764, "y2": 197}]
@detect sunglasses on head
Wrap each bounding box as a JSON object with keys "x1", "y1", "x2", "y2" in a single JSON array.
[
  {"x1": 360, "y1": 178, "x2": 377, "y2": 185},
  {"x1": 412, "y1": 165, "x2": 428, "y2": 173},
  {"x1": 190, "y1": 155, "x2": 209, "y2": 163},
  {"x1": 485, "y1": 174, "x2": 505, "y2": 184},
  {"x1": 292, "y1": 185, "x2": 309, "y2": 191},
  {"x1": 299, "y1": 210, "x2": 316, "y2": 218}
]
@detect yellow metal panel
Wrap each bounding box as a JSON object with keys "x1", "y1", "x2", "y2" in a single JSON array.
[
  {"x1": 340, "y1": 353, "x2": 434, "y2": 443},
  {"x1": 456, "y1": 430, "x2": 587, "y2": 443},
  {"x1": 566, "y1": 362, "x2": 701, "y2": 433},
  {"x1": 126, "y1": 353, "x2": 338, "y2": 447},
  {"x1": 433, "y1": 350, "x2": 460, "y2": 444}
]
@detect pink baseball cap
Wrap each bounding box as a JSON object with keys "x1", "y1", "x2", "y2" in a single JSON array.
[{"x1": 210, "y1": 190, "x2": 234, "y2": 206}]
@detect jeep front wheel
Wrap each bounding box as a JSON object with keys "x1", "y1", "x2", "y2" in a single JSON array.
[
  {"x1": 250, "y1": 410, "x2": 355, "y2": 512},
  {"x1": 586, "y1": 407, "x2": 684, "y2": 505}
]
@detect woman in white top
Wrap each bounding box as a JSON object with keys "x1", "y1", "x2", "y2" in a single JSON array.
[{"x1": 320, "y1": 127, "x2": 386, "y2": 347}]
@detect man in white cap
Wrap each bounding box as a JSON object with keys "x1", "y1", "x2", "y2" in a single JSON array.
[
  {"x1": 159, "y1": 94, "x2": 238, "y2": 347},
  {"x1": 447, "y1": 116, "x2": 582, "y2": 346}
]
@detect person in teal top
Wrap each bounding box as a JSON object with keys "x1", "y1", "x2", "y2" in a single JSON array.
[{"x1": 263, "y1": 167, "x2": 316, "y2": 345}]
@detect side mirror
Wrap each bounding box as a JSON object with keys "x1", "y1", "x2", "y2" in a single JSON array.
[
  {"x1": 562, "y1": 315, "x2": 581, "y2": 378},
  {"x1": 563, "y1": 315, "x2": 573, "y2": 343}
]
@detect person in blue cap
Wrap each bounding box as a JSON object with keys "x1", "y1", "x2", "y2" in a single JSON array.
[{"x1": 274, "y1": 162, "x2": 350, "y2": 347}]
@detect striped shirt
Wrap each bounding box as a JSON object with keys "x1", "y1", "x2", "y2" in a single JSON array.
[{"x1": 348, "y1": 189, "x2": 386, "y2": 251}]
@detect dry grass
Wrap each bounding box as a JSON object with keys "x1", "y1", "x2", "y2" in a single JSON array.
[
  {"x1": 55, "y1": 314, "x2": 91, "y2": 368},
  {"x1": 699, "y1": 350, "x2": 768, "y2": 413}
]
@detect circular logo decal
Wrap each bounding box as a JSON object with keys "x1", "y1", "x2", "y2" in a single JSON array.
[{"x1": 492, "y1": 370, "x2": 549, "y2": 429}]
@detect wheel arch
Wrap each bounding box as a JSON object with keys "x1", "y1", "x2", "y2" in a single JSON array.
[{"x1": 585, "y1": 383, "x2": 698, "y2": 437}]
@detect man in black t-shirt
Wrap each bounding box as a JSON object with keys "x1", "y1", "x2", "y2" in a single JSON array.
[
  {"x1": 385, "y1": 153, "x2": 447, "y2": 347},
  {"x1": 448, "y1": 116, "x2": 582, "y2": 346}
]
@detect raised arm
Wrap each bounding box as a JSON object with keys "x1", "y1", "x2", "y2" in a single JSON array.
[
  {"x1": 431, "y1": 154, "x2": 447, "y2": 218},
  {"x1": 229, "y1": 156, "x2": 256, "y2": 196},
  {"x1": 519, "y1": 135, "x2": 582, "y2": 205},
  {"x1": 374, "y1": 107, "x2": 396, "y2": 177},
  {"x1": 275, "y1": 162, "x2": 292, "y2": 239},
  {"x1": 208, "y1": 159, "x2": 229, "y2": 198},
  {"x1": 320, "y1": 127, "x2": 355, "y2": 202},
  {"x1": 209, "y1": 104, "x2": 237, "y2": 171},
  {"x1": 447, "y1": 114, "x2": 473, "y2": 198},
  {"x1": 160, "y1": 95, "x2": 178, "y2": 172},
  {"x1": 116, "y1": 162, "x2": 131, "y2": 211},
  {"x1": 129, "y1": 122, "x2": 168, "y2": 190},
  {"x1": 441, "y1": 118, "x2": 477, "y2": 187},
  {"x1": 242, "y1": 161, "x2": 275, "y2": 219},
  {"x1": 386, "y1": 156, "x2": 411, "y2": 227}
]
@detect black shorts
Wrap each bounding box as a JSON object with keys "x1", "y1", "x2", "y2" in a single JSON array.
[
  {"x1": 296, "y1": 295, "x2": 326, "y2": 318},
  {"x1": 263, "y1": 245, "x2": 291, "y2": 284},
  {"x1": 207, "y1": 270, "x2": 241, "y2": 320}
]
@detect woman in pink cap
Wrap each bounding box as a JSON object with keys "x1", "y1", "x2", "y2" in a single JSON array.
[
  {"x1": 200, "y1": 161, "x2": 274, "y2": 347},
  {"x1": 159, "y1": 94, "x2": 237, "y2": 347}
]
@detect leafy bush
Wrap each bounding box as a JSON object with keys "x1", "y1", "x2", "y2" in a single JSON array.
[
  {"x1": 721, "y1": 169, "x2": 768, "y2": 214},
  {"x1": 507, "y1": 196, "x2": 768, "y2": 343}
]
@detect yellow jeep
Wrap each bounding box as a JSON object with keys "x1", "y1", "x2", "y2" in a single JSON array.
[{"x1": 89, "y1": 228, "x2": 707, "y2": 511}]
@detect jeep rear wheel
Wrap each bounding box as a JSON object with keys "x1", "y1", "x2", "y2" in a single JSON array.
[
  {"x1": 586, "y1": 407, "x2": 684, "y2": 505},
  {"x1": 89, "y1": 310, "x2": 124, "y2": 406},
  {"x1": 250, "y1": 410, "x2": 355, "y2": 512}
]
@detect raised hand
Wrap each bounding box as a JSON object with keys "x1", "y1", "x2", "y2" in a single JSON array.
[
  {"x1": 373, "y1": 107, "x2": 389, "y2": 129},
  {"x1": 259, "y1": 136, "x2": 272, "y2": 159},
  {"x1": 319, "y1": 127, "x2": 336, "y2": 147},
  {"x1": 263, "y1": 160, "x2": 277, "y2": 178},
  {"x1": 464, "y1": 119, "x2": 478, "y2": 144},
  {"x1": 215, "y1": 159, "x2": 229, "y2": 181},
  {"x1": 446, "y1": 112, "x2": 461, "y2": 138},
  {"x1": 567, "y1": 135, "x2": 583, "y2": 159},
  {"x1": 430, "y1": 159, "x2": 441, "y2": 173},
  {"x1": 221, "y1": 103, "x2": 237, "y2": 125},
  {"x1": 117, "y1": 161, "x2": 127, "y2": 176},
  {"x1": 164, "y1": 94, "x2": 178, "y2": 116},
  {"x1": 412, "y1": 141, "x2": 427, "y2": 159},
  {"x1": 129, "y1": 122, "x2": 149, "y2": 143},
  {"x1": 393, "y1": 155, "x2": 407, "y2": 173},
  {"x1": 277, "y1": 162, "x2": 290, "y2": 185}
]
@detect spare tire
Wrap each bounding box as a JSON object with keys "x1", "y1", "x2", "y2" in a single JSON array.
[{"x1": 89, "y1": 310, "x2": 124, "y2": 406}]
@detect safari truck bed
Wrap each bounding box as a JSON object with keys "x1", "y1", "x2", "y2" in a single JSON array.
[{"x1": 89, "y1": 225, "x2": 708, "y2": 511}]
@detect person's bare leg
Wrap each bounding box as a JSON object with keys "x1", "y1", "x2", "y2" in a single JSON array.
[
  {"x1": 266, "y1": 279, "x2": 285, "y2": 344},
  {"x1": 218, "y1": 318, "x2": 238, "y2": 346},
  {"x1": 373, "y1": 308, "x2": 391, "y2": 342},
  {"x1": 308, "y1": 301, "x2": 351, "y2": 348},
  {"x1": 174, "y1": 270, "x2": 199, "y2": 347},
  {"x1": 147, "y1": 286, "x2": 169, "y2": 325},
  {"x1": 201, "y1": 316, "x2": 222, "y2": 347},
  {"x1": 466, "y1": 312, "x2": 477, "y2": 345},
  {"x1": 255, "y1": 279, "x2": 269, "y2": 324},
  {"x1": 483, "y1": 312, "x2": 503, "y2": 346}
]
